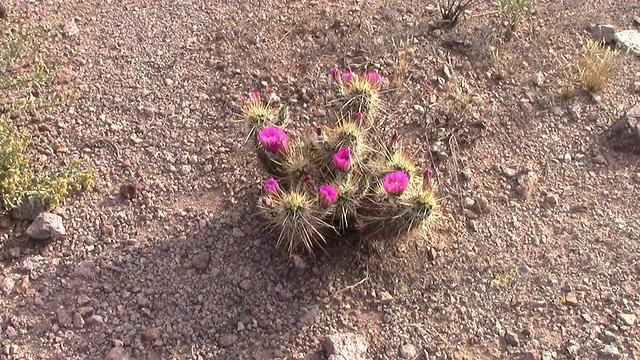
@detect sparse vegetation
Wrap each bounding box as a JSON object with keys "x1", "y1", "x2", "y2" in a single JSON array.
[
  {"x1": 437, "y1": 0, "x2": 480, "y2": 29},
  {"x1": 0, "y1": 11, "x2": 94, "y2": 215},
  {"x1": 578, "y1": 38, "x2": 618, "y2": 93},
  {"x1": 497, "y1": 0, "x2": 532, "y2": 38}
]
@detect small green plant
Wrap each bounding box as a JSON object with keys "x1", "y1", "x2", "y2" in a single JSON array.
[
  {"x1": 0, "y1": 11, "x2": 94, "y2": 215},
  {"x1": 240, "y1": 69, "x2": 441, "y2": 256},
  {"x1": 578, "y1": 39, "x2": 618, "y2": 93},
  {"x1": 0, "y1": 115, "x2": 94, "y2": 214},
  {"x1": 497, "y1": 0, "x2": 532, "y2": 38}
]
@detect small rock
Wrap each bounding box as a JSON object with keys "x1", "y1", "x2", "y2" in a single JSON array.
[
  {"x1": 569, "y1": 105, "x2": 581, "y2": 121},
  {"x1": 379, "y1": 291, "x2": 394, "y2": 305},
  {"x1": 1, "y1": 274, "x2": 17, "y2": 295},
  {"x1": 501, "y1": 166, "x2": 519, "y2": 178},
  {"x1": 504, "y1": 331, "x2": 520, "y2": 347},
  {"x1": 609, "y1": 102, "x2": 640, "y2": 153},
  {"x1": 618, "y1": 313, "x2": 636, "y2": 326},
  {"x1": 323, "y1": 332, "x2": 368, "y2": 360},
  {"x1": 74, "y1": 261, "x2": 99, "y2": 278},
  {"x1": 544, "y1": 194, "x2": 558, "y2": 207},
  {"x1": 232, "y1": 227, "x2": 245, "y2": 237},
  {"x1": 218, "y1": 334, "x2": 238, "y2": 348},
  {"x1": 300, "y1": 305, "x2": 320, "y2": 325},
  {"x1": 475, "y1": 195, "x2": 490, "y2": 212},
  {"x1": 593, "y1": 154, "x2": 607, "y2": 165},
  {"x1": 599, "y1": 344, "x2": 621, "y2": 359},
  {"x1": 63, "y1": 19, "x2": 79, "y2": 37},
  {"x1": 463, "y1": 208, "x2": 478, "y2": 219},
  {"x1": 414, "y1": 104, "x2": 425, "y2": 114},
  {"x1": 634, "y1": 16, "x2": 640, "y2": 27},
  {"x1": 614, "y1": 30, "x2": 640, "y2": 57},
  {"x1": 566, "y1": 342, "x2": 580, "y2": 357},
  {"x1": 0, "y1": 4, "x2": 6, "y2": 20},
  {"x1": 399, "y1": 343, "x2": 417, "y2": 359},
  {"x1": 86, "y1": 314, "x2": 104, "y2": 328},
  {"x1": 516, "y1": 171, "x2": 538, "y2": 200},
  {"x1": 105, "y1": 347, "x2": 130, "y2": 360},
  {"x1": 290, "y1": 255, "x2": 308, "y2": 269},
  {"x1": 519, "y1": 352, "x2": 536, "y2": 360},
  {"x1": 192, "y1": 252, "x2": 210, "y2": 270},
  {"x1": 142, "y1": 327, "x2": 162, "y2": 342},
  {"x1": 120, "y1": 182, "x2": 144, "y2": 200},
  {"x1": 590, "y1": 24, "x2": 616, "y2": 43},
  {"x1": 5, "y1": 326, "x2": 17, "y2": 339},
  {"x1": 599, "y1": 330, "x2": 617, "y2": 344},
  {"x1": 532, "y1": 72, "x2": 544, "y2": 86},
  {"x1": 73, "y1": 313, "x2": 84, "y2": 329},
  {"x1": 462, "y1": 197, "x2": 475, "y2": 209},
  {"x1": 564, "y1": 293, "x2": 579, "y2": 307},
  {"x1": 56, "y1": 308, "x2": 72, "y2": 328},
  {"x1": 581, "y1": 313, "x2": 593, "y2": 323},
  {"x1": 26, "y1": 212, "x2": 66, "y2": 240},
  {"x1": 239, "y1": 279, "x2": 252, "y2": 291},
  {"x1": 164, "y1": 78, "x2": 174, "y2": 86},
  {"x1": 237, "y1": 321, "x2": 245, "y2": 332}
]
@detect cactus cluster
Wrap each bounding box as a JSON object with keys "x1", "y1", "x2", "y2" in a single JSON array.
[{"x1": 240, "y1": 68, "x2": 440, "y2": 256}]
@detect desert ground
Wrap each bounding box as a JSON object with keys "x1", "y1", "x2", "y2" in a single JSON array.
[{"x1": 1, "y1": 0, "x2": 639, "y2": 359}]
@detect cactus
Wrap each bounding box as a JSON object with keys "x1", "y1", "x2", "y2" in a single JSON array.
[{"x1": 240, "y1": 69, "x2": 441, "y2": 256}]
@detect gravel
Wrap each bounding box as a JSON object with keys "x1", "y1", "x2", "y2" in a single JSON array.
[{"x1": 1, "y1": 0, "x2": 639, "y2": 359}]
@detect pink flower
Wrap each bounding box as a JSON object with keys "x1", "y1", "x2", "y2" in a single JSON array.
[
  {"x1": 264, "y1": 178, "x2": 281, "y2": 196},
  {"x1": 249, "y1": 91, "x2": 261, "y2": 102},
  {"x1": 258, "y1": 126, "x2": 290, "y2": 155},
  {"x1": 342, "y1": 71, "x2": 357, "y2": 85},
  {"x1": 330, "y1": 67, "x2": 342, "y2": 84},
  {"x1": 354, "y1": 112, "x2": 363, "y2": 127},
  {"x1": 383, "y1": 171, "x2": 409, "y2": 196},
  {"x1": 319, "y1": 185, "x2": 338, "y2": 208},
  {"x1": 333, "y1": 147, "x2": 352, "y2": 173},
  {"x1": 365, "y1": 71, "x2": 382, "y2": 88},
  {"x1": 422, "y1": 168, "x2": 434, "y2": 189}
]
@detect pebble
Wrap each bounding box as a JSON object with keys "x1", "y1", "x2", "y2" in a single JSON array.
[
  {"x1": 502, "y1": 166, "x2": 519, "y2": 178},
  {"x1": 544, "y1": 194, "x2": 559, "y2": 207},
  {"x1": 299, "y1": 305, "x2": 319, "y2": 325},
  {"x1": 105, "y1": 347, "x2": 130, "y2": 360},
  {"x1": 218, "y1": 334, "x2": 238, "y2": 348},
  {"x1": 564, "y1": 293, "x2": 579, "y2": 307},
  {"x1": 56, "y1": 308, "x2": 72, "y2": 328},
  {"x1": 192, "y1": 252, "x2": 210, "y2": 270},
  {"x1": 143, "y1": 327, "x2": 162, "y2": 341},
  {"x1": 504, "y1": 331, "x2": 520, "y2": 347},
  {"x1": 593, "y1": 155, "x2": 607, "y2": 165},
  {"x1": 462, "y1": 197, "x2": 475, "y2": 209},
  {"x1": 73, "y1": 313, "x2": 85, "y2": 329},
  {"x1": 599, "y1": 344, "x2": 621, "y2": 359},
  {"x1": 86, "y1": 314, "x2": 104, "y2": 328},
  {"x1": 232, "y1": 227, "x2": 245, "y2": 237},
  {"x1": 599, "y1": 330, "x2": 617, "y2": 344},
  {"x1": 239, "y1": 279, "x2": 253, "y2": 291},
  {"x1": 463, "y1": 209, "x2": 479, "y2": 219},
  {"x1": 1, "y1": 274, "x2": 17, "y2": 295},
  {"x1": 399, "y1": 343, "x2": 417, "y2": 359},
  {"x1": 379, "y1": 291, "x2": 394, "y2": 305},
  {"x1": 618, "y1": 313, "x2": 636, "y2": 326}
]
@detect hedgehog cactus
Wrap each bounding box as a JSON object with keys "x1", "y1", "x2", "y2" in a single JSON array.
[{"x1": 240, "y1": 68, "x2": 441, "y2": 256}]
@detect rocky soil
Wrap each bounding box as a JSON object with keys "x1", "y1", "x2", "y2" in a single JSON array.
[{"x1": 1, "y1": 0, "x2": 639, "y2": 359}]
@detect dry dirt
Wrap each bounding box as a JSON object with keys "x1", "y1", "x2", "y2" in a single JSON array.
[{"x1": 1, "y1": 0, "x2": 639, "y2": 359}]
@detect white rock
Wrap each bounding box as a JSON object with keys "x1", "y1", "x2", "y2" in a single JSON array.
[
  {"x1": 615, "y1": 30, "x2": 640, "y2": 56},
  {"x1": 26, "y1": 212, "x2": 66, "y2": 240}
]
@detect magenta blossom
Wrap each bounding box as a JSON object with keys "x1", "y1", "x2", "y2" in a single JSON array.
[
  {"x1": 365, "y1": 71, "x2": 383, "y2": 88},
  {"x1": 383, "y1": 171, "x2": 409, "y2": 196},
  {"x1": 330, "y1": 67, "x2": 342, "y2": 84},
  {"x1": 264, "y1": 178, "x2": 281, "y2": 196},
  {"x1": 249, "y1": 91, "x2": 261, "y2": 101},
  {"x1": 258, "y1": 126, "x2": 290, "y2": 155},
  {"x1": 333, "y1": 147, "x2": 352, "y2": 173},
  {"x1": 319, "y1": 185, "x2": 338, "y2": 208},
  {"x1": 342, "y1": 71, "x2": 357, "y2": 85},
  {"x1": 422, "y1": 168, "x2": 434, "y2": 189}
]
